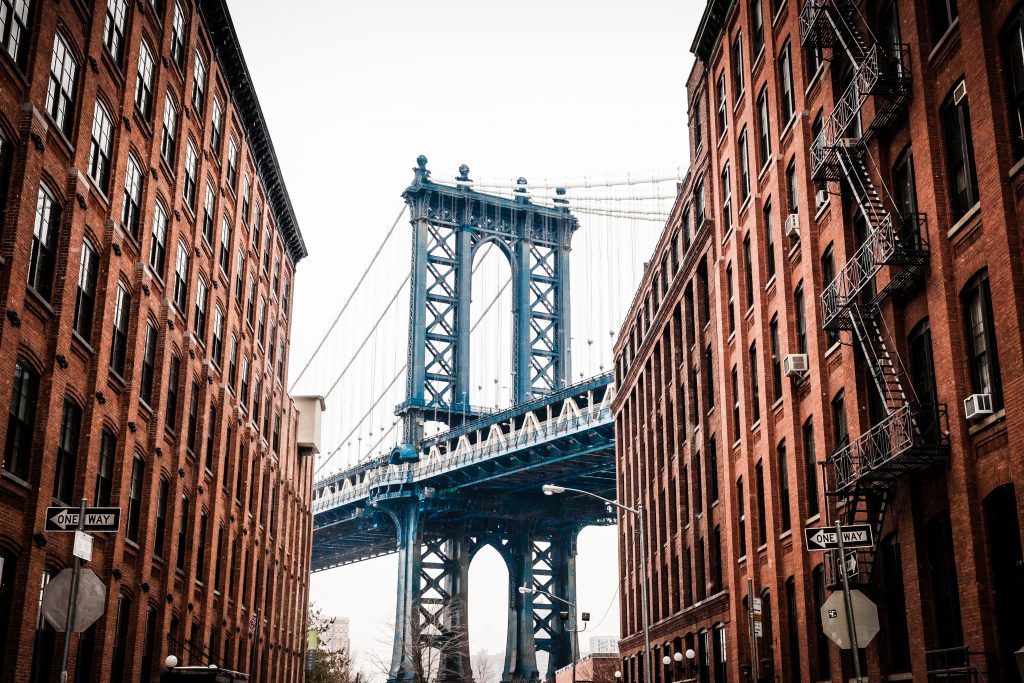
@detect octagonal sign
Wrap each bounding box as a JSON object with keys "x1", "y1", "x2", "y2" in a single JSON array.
[
  {"x1": 40, "y1": 568, "x2": 107, "y2": 633},
  {"x1": 820, "y1": 589, "x2": 879, "y2": 649}
]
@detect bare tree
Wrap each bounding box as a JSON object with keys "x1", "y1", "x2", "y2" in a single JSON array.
[
  {"x1": 307, "y1": 605, "x2": 367, "y2": 683},
  {"x1": 373, "y1": 602, "x2": 472, "y2": 683},
  {"x1": 473, "y1": 649, "x2": 499, "y2": 683}
]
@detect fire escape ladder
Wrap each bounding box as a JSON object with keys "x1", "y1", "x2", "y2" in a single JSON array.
[
  {"x1": 848, "y1": 305, "x2": 910, "y2": 415},
  {"x1": 835, "y1": 141, "x2": 888, "y2": 229}
]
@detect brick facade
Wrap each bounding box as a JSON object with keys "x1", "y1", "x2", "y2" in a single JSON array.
[
  {"x1": 0, "y1": 1, "x2": 313, "y2": 682},
  {"x1": 613, "y1": 2, "x2": 1024, "y2": 683}
]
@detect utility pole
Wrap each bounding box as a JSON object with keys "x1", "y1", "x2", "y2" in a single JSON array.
[
  {"x1": 59, "y1": 497, "x2": 87, "y2": 683},
  {"x1": 835, "y1": 520, "x2": 864, "y2": 683}
]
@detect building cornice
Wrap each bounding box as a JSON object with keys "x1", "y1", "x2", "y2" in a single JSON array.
[
  {"x1": 691, "y1": 0, "x2": 736, "y2": 63},
  {"x1": 197, "y1": 0, "x2": 308, "y2": 265}
]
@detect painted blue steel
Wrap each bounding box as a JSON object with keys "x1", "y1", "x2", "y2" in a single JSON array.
[{"x1": 316, "y1": 162, "x2": 613, "y2": 683}]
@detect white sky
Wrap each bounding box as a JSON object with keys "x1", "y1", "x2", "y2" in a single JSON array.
[{"x1": 227, "y1": 0, "x2": 702, "y2": 676}]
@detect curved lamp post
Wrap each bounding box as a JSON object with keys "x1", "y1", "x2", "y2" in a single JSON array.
[
  {"x1": 542, "y1": 484, "x2": 651, "y2": 683},
  {"x1": 518, "y1": 585, "x2": 589, "y2": 683}
]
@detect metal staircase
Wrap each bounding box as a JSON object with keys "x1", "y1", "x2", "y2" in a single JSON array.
[{"x1": 800, "y1": 0, "x2": 948, "y2": 588}]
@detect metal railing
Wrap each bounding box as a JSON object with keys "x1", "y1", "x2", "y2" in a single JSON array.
[{"x1": 926, "y1": 647, "x2": 993, "y2": 683}]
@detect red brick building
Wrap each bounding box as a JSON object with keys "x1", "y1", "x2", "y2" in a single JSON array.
[
  {"x1": 613, "y1": 2, "x2": 1024, "y2": 683},
  {"x1": 0, "y1": 1, "x2": 314, "y2": 681}
]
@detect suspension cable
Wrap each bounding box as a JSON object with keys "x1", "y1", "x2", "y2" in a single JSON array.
[{"x1": 288, "y1": 205, "x2": 407, "y2": 393}]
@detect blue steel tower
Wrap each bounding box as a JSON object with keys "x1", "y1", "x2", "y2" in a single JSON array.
[{"x1": 396, "y1": 156, "x2": 578, "y2": 447}]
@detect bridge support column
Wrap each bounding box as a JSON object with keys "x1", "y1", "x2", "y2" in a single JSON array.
[
  {"x1": 388, "y1": 501, "x2": 422, "y2": 683},
  {"x1": 504, "y1": 527, "x2": 540, "y2": 683},
  {"x1": 512, "y1": 238, "x2": 532, "y2": 404},
  {"x1": 535, "y1": 530, "x2": 579, "y2": 682},
  {"x1": 424, "y1": 529, "x2": 474, "y2": 683}
]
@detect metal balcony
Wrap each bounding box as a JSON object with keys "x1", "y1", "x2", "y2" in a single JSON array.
[
  {"x1": 827, "y1": 403, "x2": 949, "y2": 494},
  {"x1": 799, "y1": 1, "x2": 836, "y2": 49},
  {"x1": 810, "y1": 44, "x2": 912, "y2": 181},
  {"x1": 820, "y1": 213, "x2": 930, "y2": 330}
]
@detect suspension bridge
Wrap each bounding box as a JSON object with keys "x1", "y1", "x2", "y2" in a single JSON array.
[{"x1": 292, "y1": 156, "x2": 680, "y2": 682}]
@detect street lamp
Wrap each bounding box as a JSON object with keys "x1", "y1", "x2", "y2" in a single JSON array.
[
  {"x1": 542, "y1": 483, "x2": 652, "y2": 683},
  {"x1": 518, "y1": 585, "x2": 590, "y2": 683}
]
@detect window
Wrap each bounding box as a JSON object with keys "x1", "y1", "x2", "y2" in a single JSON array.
[
  {"x1": 252, "y1": 202, "x2": 262, "y2": 250},
  {"x1": 736, "y1": 477, "x2": 747, "y2": 558},
  {"x1": 716, "y1": 71, "x2": 727, "y2": 134},
  {"x1": 227, "y1": 137, "x2": 238, "y2": 187},
  {"x1": 726, "y1": 263, "x2": 736, "y2": 333},
  {"x1": 103, "y1": 0, "x2": 127, "y2": 64},
  {"x1": 756, "y1": 86, "x2": 770, "y2": 167},
  {"x1": 764, "y1": 199, "x2": 776, "y2": 279},
  {"x1": 150, "y1": 202, "x2": 168, "y2": 275},
  {"x1": 272, "y1": 413, "x2": 281, "y2": 453},
  {"x1": 228, "y1": 335, "x2": 238, "y2": 386},
  {"x1": 170, "y1": 1, "x2": 186, "y2": 69},
  {"x1": 713, "y1": 624, "x2": 727, "y2": 683},
  {"x1": 930, "y1": 0, "x2": 958, "y2": 41},
  {"x1": 755, "y1": 460, "x2": 767, "y2": 545},
  {"x1": 770, "y1": 316, "x2": 782, "y2": 401},
  {"x1": 135, "y1": 40, "x2": 155, "y2": 117},
  {"x1": 0, "y1": 0, "x2": 31, "y2": 67},
  {"x1": 45, "y1": 33, "x2": 77, "y2": 136},
  {"x1": 161, "y1": 93, "x2": 178, "y2": 167},
  {"x1": 205, "y1": 403, "x2": 217, "y2": 471},
  {"x1": 794, "y1": 284, "x2": 807, "y2": 354},
  {"x1": 240, "y1": 355, "x2": 249, "y2": 408},
  {"x1": 776, "y1": 439, "x2": 791, "y2": 532},
  {"x1": 731, "y1": 366, "x2": 741, "y2": 443},
  {"x1": 246, "y1": 275, "x2": 256, "y2": 326},
  {"x1": 695, "y1": 177, "x2": 706, "y2": 225},
  {"x1": 219, "y1": 216, "x2": 232, "y2": 275},
  {"x1": 194, "y1": 277, "x2": 208, "y2": 338},
  {"x1": 961, "y1": 270, "x2": 1003, "y2": 408},
  {"x1": 110, "y1": 595, "x2": 131, "y2": 682},
  {"x1": 122, "y1": 155, "x2": 144, "y2": 239},
  {"x1": 926, "y1": 511, "x2": 963, "y2": 648},
  {"x1": 166, "y1": 354, "x2": 181, "y2": 431},
  {"x1": 53, "y1": 399, "x2": 81, "y2": 503},
  {"x1": 277, "y1": 340, "x2": 285, "y2": 380},
  {"x1": 242, "y1": 177, "x2": 251, "y2": 222},
  {"x1": 1003, "y1": 10, "x2": 1024, "y2": 160},
  {"x1": 743, "y1": 233, "x2": 754, "y2": 310},
  {"x1": 273, "y1": 258, "x2": 280, "y2": 293},
  {"x1": 94, "y1": 428, "x2": 116, "y2": 506},
  {"x1": 28, "y1": 183, "x2": 61, "y2": 300},
  {"x1": 126, "y1": 455, "x2": 143, "y2": 542},
  {"x1": 704, "y1": 346, "x2": 715, "y2": 409},
  {"x1": 73, "y1": 239, "x2": 99, "y2": 341},
  {"x1": 806, "y1": 43, "x2": 823, "y2": 81},
  {"x1": 803, "y1": 418, "x2": 819, "y2": 517},
  {"x1": 708, "y1": 437, "x2": 719, "y2": 503},
  {"x1": 893, "y1": 149, "x2": 920, "y2": 243},
  {"x1": 3, "y1": 359, "x2": 38, "y2": 480},
  {"x1": 173, "y1": 240, "x2": 189, "y2": 310},
  {"x1": 694, "y1": 93, "x2": 703, "y2": 149},
  {"x1": 140, "y1": 322, "x2": 157, "y2": 404},
  {"x1": 880, "y1": 533, "x2": 911, "y2": 672},
  {"x1": 212, "y1": 306, "x2": 224, "y2": 363},
  {"x1": 110, "y1": 283, "x2": 130, "y2": 375},
  {"x1": 711, "y1": 525, "x2": 723, "y2": 592},
  {"x1": 721, "y1": 163, "x2": 732, "y2": 232},
  {"x1": 732, "y1": 32, "x2": 744, "y2": 99},
  {"x1": 183, "y1": 141, "x2": 198, "y2": 207},
  {"x1": 262, "y1": 228, "x2": 271, "y2": 271},
  {"x1": 186, "y1": 380, "x2": 199, "y2": 453},
  {"x1": 942, "y1": 81, "x2": 978, "y2": 220},
  {"x1": 252, "y1": 376, "x2": 262, "y2": 426},
  {"x1": 257, "y1": 296, "x2": 267, "y2": 345},
  {"x1": 191, "y1": 50, "x2": 206, "y2": 111},
  {"x1": 202, "y1": 180, "x2": 216, "y2": 244},
  {"x1": 778, "y1": 41, "x2": 795, "y2": 125},
  {"x1": 88, "y1": 100, "x2": 114, "y2": 192},
  {"x1": 832, "y1": 389, "x2": 848, "y2": 452},
  {"x1": 140, "y1": 607, "x2": 157, "y2": 683},
  {"x1": 822, "y1": 245, "x2": 839, "y2": 346},
  {"x1": 153, "y1": 475, "x2": 169, "y2": 556},
  {"x1": 211, "y1": 96, "x2": 223, "y2": 152},
  {"x1": 738, "y1": 129, "x2": 750, "y2": 201},
  {"x1": 749, "y1": 343, "x2": 760, "y2": 423},
  {"x1": 751, "y1": 0, "x2": 764, "y2": 55},
  {"x1": 214, "y1": 526, "x2": 225, "y2": 591},
  {"x1": 176, "y1": 495, "x2": 189, "y2": 570},
  {"x1": 785, "y1": 577, "x2": 801, "y2": 683},
  {"x1": 197, "y1": 512, "x2": 209, "y2": 582}
]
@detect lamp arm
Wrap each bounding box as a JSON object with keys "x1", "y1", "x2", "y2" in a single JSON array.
[{"x1": 551, "y1": 486, "x2": 640, "y2": 515}]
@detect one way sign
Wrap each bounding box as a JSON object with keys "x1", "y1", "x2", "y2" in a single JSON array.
[
  {"x1": 803, "y1": 524, "x2": 874, "y2": 551},
  {"x1": 45, "y1": 507, "x2": 121, "y2": 533}
]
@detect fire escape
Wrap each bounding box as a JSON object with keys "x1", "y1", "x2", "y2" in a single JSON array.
[{"x1": 800, "y1": 1, "x2": 948, "y2": 587}]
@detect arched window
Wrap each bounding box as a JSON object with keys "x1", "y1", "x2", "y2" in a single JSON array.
[
  {"x1": 941, "y1": 79, "x2": 979, "y2": 220},
  {"x1": 28, "y1": 182, "x2": 61, "y2": 300},
  {"x1": 45, "y1": 33, "x2": 77, "y2": 136},
  {"x1": 4, "y1": 357, "x2": 40, "y2": 480},
  {"x1": 961, "y1": 270, "x2": 1003, "y2": 409}
]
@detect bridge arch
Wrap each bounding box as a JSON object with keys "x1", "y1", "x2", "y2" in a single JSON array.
[{"x1": 469, "y1": 241, "x2": 515, "y2": 410}]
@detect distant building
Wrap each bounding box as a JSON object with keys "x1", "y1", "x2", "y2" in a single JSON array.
[
  {"x1": 321, "y1": 616, "x2": 351, "y2": 655},
  {"x1": 555, "y1": 653, "x2": 620, "y2": 683},
  {"x1": 589, "y1": 636, "x2": 620, "y2": 656}
]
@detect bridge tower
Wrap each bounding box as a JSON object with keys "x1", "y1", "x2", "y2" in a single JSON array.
[{"x1": 396, "y1": 156, "x2": 578, "y2": 448}]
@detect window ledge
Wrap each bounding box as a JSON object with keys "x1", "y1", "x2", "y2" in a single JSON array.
[
  {"x1": 1010, "y1": 157, "x2": 1024, "y2": 179},
  {"x1": 824, "y1": 341, "x2": 841, "y2": 358},
  {"x1": 805, "y1": 63, "x2": 826, "y2": 97},
  {"x1": 814, "y1": 197, "x2": 831, "y2": 221},
  {"x1": 779, "y1": 115, "x2": 798, "y2": 145},
  {"x1": 750, "y1": 419, "x2": 761, "y2": 432},
  {"x1": 727, "y1": 330, "x2": 736, "y2": 345},
  {"x1": 738, "y1": 195, "x2": 752, "y2": 216},
  {"x1": 947, "y1": 202, "x2": 981, "y2": 239},
  {"x1": 968, "y1": 408, "x2": 1005, "y2": 436},
  {"x1": 806, "y1": 513, "x2": 821, "y2": 525},
  {"x1": 764, "y1": 274, "x2": 777, "y2": 292},
  {"x1": 771, "y1": 396, "x2": 784, "y2": 411},
  {"x1": 0, "y1": 469, "x2": 32, "y2": 491}
]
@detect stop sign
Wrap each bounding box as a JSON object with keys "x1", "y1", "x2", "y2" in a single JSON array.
[
  {"x1": 40, "y1": 568, "x2": 107, "y2": 632},
  {"x1": 820, "y1": 589, "x2": 880, "y2": 649}
]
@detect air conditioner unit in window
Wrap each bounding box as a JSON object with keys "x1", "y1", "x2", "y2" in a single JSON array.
[
  {"x1": 815, "y1": 190, "x2": 829, "y2": 208},
  {"x1": 953, "y1": 80, "x2": 967, "y2": 105},
  {"x1": 963, "y1": 393, "x2": 993, "y2": 420},
  {"x1": 783, "y1": 353, "x2": 809, "y2": 377},
  {"x1": 785, "y1": 213, "x2": 800, "y2": 239}
]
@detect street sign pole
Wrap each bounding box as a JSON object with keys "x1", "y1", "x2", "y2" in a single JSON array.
[
  {"x1": 747, "y1": 578, "x2": 759, "y2": 683},
  {"x1": 59, "y1": 497, "x2": 87, "y2": 683},
  {"x1": 835, "y1": 520, "x2": 863, "y2": 683}
]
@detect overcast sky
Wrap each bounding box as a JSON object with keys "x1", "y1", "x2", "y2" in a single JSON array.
[{"x1": 227, "y1": 0, "x2": 702, "y2": 676}]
